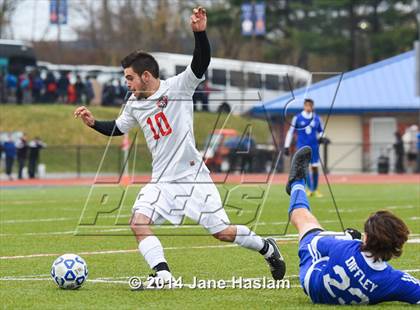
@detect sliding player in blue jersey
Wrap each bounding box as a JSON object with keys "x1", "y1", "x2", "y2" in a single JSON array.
[
  {"x1": 283, "y1": 146, "x2": 420, "y2": 305},
  {"x1": 284, "y1": 99, "x2": 324, "y2": 197}
]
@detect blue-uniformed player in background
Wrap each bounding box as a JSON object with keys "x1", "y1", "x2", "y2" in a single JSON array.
[
  {"x1": 284, "y1": 98, "x2": 325, "y2": 197},
  {"x1": 282, "y1": 146, "x2": 420, "y2": 305}
]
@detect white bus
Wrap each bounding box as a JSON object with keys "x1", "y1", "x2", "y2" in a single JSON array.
[
  {"x1": 37, "y1": 53, "x2": 311, "y2": 114},
  {"x1": 153, "y1": 52, "x2": 311, "y2": 114}
]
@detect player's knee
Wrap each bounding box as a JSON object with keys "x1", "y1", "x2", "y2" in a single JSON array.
[
  {"x1": 212, "y1": 226, "x2": 236, "y2": 242},
  {"x1": 129, "y1": 214, "x2": 153, "y2": 236}
]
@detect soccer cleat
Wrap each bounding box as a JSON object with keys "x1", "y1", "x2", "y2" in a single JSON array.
[
  {"x1": 286, "y1": 146, "x2": 312, "y2": 196},
  {"x1": 313, "y1": 190, "x2": 323, "y2": 198},
  {"x1": 264, "y1": 238, "x2": 286, "y2": 280},
  {"x1": 131, "y1": 270, "x2": 174, "y2": 291},
  {"x1": 306, "y1": 189, "x2": 313, "y2": 197},
  {"x1": 345, "y1": 228, "x2": 362, "y2": 240}
]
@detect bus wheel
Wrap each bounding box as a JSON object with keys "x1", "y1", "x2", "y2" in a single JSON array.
[{"x1": 218, "y1": 103, "x2": 231, "y2": 113}]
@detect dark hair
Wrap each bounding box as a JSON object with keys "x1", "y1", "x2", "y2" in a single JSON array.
[
  {"x1": 304, "y1": 98, "x2": 314, "y2": 105},
  {"x1": 121, "y1": 50, "x2": 159, "y2": 78},
  {"x1": 361, "y1": 210, "x2": 409, "y2": 262}
]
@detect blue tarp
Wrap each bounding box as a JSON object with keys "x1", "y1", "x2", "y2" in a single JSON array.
[{"x1": 251, "y1": 50, "x2": 419, "y2": 116}]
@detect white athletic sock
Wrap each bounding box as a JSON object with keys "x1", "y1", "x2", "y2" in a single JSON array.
[
  {"x1": 138, "y1": 236, "x2": 167, "y2": 269},
  {"x1": 233, "y1": 225, "x2": 265, "y2": 252}
]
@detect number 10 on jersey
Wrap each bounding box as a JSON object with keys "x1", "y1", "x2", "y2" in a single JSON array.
[{"x1": 146, "y1": 112, "x2": 173, "y2": 140}]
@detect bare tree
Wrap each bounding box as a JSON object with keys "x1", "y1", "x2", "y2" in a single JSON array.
[{"x1": 0, "y1": 0, "x2": 18, "y2": 38}]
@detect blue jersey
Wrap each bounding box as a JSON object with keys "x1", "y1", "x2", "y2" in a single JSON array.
[
  {"x1": 285, "y1": 111, "x2": 324, "y2": 149},
  {"x1": 300, "y1": 232, "x2": 420, "y2": 305}
]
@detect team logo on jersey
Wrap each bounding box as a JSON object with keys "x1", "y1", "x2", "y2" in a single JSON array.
[{"x1": 156, "y1": 96, "x2": 169, "y2": 109}]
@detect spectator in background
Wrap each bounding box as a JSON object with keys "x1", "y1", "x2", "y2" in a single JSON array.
[
  {"x1": 0, "y1": 140, "x2": 3, "y2": 169},
  {"x1": 44, "y1": 72, "x2": 57, "y2": 103},
  {"x1": 28, "y1": 137, "x2": 46, "y2": 179},
  {"x1": 16, "y1": 74, "x2": 23, "y2": 104},
  {"x1": 84, "y1": 77, "x2": 94, "y2": 105},
  {"x1": 114, "y1": 79, "x2": 126, "y2": 105},
  {"x1": 101, "y1": 81, "x2": 116, "y2": 106},
  {"x1": 16, "y1": 133, "x2": 28, "y2": 179},
  {"x1": 417, "y1": 131, "x2": 420, "y2": 173},
  {"x1": 393, "y1": 131, "x2": 405, "y2": 174},
  {"x1": 225, "y1": 135, "x2": 256, "y2": 173},
  {"x1": 3, "y1": 135, "x2": 16, "y2": 180},
  {"x1": 31, "y1": 70, "x2": 43, "y2": 103},
  {"x1": 67, "y1": 82, "x2": 77, "y2": 104},
  {"x1": 57, "y1": 72, "x2": 70, "y2": 103},
  {"x1": 20, "y1": 73, "x2": 31, "y2": 103},
  {"x1": 402, "y1": 124, "x2": 418, "y2": 173},
  {"x1": 5, "y1": 72, "x2": 17, "y2": 102},
  {"x1": 0, "y1": 69, "x2": 5, "y2": 103},
  {"x1": 75, "y1": 75, "x2": 85, "y2": 104}
]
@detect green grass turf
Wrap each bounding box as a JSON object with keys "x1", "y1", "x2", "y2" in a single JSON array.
[{"x1": 0, "y1": 183, "x2": 419, "y2": 309}]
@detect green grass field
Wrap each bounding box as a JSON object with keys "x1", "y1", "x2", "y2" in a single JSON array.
[{"x1": 0, "y1": 183, "x2": 419, "y2": 309}]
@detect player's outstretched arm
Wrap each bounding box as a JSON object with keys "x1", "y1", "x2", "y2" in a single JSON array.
[
  {"x1": 284, "y1": 116, "x2": 297, "y2": 155},
  {"x1": 74, "y1": 106, "x2": 124, "y2": 136},
  {"x1": 74, "y1": 106, "x2": 95, "y2": 127},
  {"x1": 190, "y1": 6, "x2": 210, "y2": 79}
]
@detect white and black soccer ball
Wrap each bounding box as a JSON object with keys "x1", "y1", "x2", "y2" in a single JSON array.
[{"x1": 51, "y1": 254, "x2": 88, "y2": 289}]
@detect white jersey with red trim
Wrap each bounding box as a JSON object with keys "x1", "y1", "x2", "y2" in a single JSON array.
[{"x1": 115, "y1": 65, "x2": 209, "y2": 182}]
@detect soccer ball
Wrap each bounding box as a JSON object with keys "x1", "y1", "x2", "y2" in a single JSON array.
[{"x1": 51, "y1": 254, "x2": 88, "y2": 289}]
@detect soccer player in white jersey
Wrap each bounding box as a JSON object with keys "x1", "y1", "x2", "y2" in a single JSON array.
[{"x1": 74, "y1": 6, "x2": 285, "y2": 288}]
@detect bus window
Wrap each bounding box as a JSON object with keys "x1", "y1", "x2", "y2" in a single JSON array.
[
  {"x1": 281, "y1": 75, "x2": 292, "y2": 90},
  {"x1": 212, "y1": 69, "x2": 226, "y2": 85},
  {"x1": 175, "y1": 65, "x2": 187, "y2": 75},
  {"x1": 247, "y1": 72, "x2": 262, "y2": 88},
  {"x1": 294, "y1": 79, "x2": 307, "y2": 88},
  {"x1": 230, "y1": 70, "x2": 245, "y2": 87},
  {"x1": 265, "y1": 74, "x2": 280, "y2": 90}
]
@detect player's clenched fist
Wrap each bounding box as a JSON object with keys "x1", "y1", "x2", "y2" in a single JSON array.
[
  {"x1": 74, "y1": 106, "x2": 95, "y2": 127},
  {"x1": 190, "y1": 6, "x2": 207, "y2": 32}
]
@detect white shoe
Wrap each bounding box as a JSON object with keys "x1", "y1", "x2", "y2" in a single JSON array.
[{"x1": 141, "y1": 270, "x2": 174, "y2": 290}]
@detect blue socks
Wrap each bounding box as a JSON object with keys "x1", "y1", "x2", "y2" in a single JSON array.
[
  {"x1": 312, "y1": 171, "x2": 319, "y2": 191},
  {"x1": 288, "y1": 179, "x2": 311, "y2": 216},
  {"x1": 306, "y1": 173, "x2": 312, "y2": 192}
]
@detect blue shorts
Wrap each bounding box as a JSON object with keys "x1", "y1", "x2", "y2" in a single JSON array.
[
  {"x1": 298, "y1": 228, "x2": 324, "y2": 295},
  {"x1": 297, "y1": 144, "x2": 320, "y2": 166}
]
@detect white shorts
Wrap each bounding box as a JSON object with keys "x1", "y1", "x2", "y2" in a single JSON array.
[{"x1": 132, "y1": 172, "x2": 230, "y2": 234}]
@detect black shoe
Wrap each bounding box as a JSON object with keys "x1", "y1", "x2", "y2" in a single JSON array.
[
  {"x1": 286, "y1": 146, "x2": 312, "y2": 196},
  {"x1": 264, "y1": 238, "x2": 286, "y2": 280}
]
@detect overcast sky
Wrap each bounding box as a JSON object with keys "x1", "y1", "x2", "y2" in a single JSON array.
[{"x1": 10, "y1": 0, "x2": 86, "y2": 42}]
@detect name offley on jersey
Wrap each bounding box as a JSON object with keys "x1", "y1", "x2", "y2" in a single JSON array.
[{"x1": 345, "y1": 256, "x2": 378, "y2": 292}]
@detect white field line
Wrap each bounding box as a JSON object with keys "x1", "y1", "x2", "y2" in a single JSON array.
[
  {"x1": 1, "y1": 210, "x2": 256, "y2": 225},
  {"x1": 0, "y1": 235, "x2": 299, "y2": 260},
  {"x1": 0, "y1": 244, "x2": 237, "y2": 260},
  {"x1": 1, "y1": 234, "x2": 419, "y2": 261},
  {"x1": 2, "y1": 217, "x2": 76, "y2": 224},
  {"x1": 1, "y1": 200, "x2": 83, "y2": 206},
  {"x1": 385, "y1": 205, "x2": 416, "y2": 210},
  {"x1": 2, "y1": 270, "x2": 420, "y2": 288},
  {"x1": 327, "y1": 205, "x2": 416, "y2": 213},
  {"x1": 0, "y1": 276, "x2": 301, "y2": 288},
  {"x1": 3, "y1": 216, "x2": 420, "y2": 237}
]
